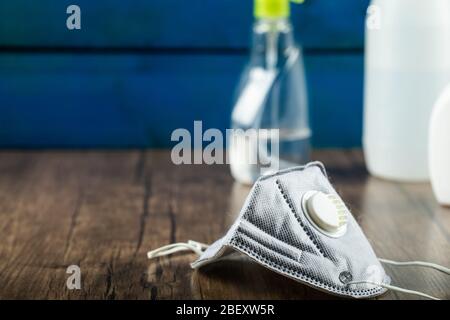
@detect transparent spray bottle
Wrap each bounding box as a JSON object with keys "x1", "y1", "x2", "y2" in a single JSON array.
[{"x1": 229, "y1": 0, "x2": 310, "y2": 185}]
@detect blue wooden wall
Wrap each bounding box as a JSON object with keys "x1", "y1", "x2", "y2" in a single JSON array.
[{"x1": 0, "y1": 0, "x2": 370, "y2": 148}]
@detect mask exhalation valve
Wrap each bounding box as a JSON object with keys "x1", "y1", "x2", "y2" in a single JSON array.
[{"x1": 302, "y1": 191, "x2": 348, "y2": 237}]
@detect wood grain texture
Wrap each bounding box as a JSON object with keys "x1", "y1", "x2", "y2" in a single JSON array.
[{"x1": 0, "y1": 150, "x2": 448, "y2": 300}]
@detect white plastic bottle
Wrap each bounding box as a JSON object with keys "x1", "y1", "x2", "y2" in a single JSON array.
[
  {"x1": 364, "y1": 0, "x2": 450, "y2": 181},
  {"x1": 429, "y1": 85, "x2": 450, "y2": 206}
]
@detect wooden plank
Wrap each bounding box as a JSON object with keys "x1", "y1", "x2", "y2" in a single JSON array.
[
  {"x1": 0, "y1": 53, "x2": 363, "y2": 148},
  {"x1": 0, "y1": 0, "x2": 370, "y2": 49},
  {"x1": 0, "y1": 151, "x2": 146, "y2": 299},
  {"x1": 0, "y1": 150, "x2": 448, "y2": 299}
]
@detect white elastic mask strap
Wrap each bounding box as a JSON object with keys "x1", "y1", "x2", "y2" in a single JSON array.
[
  {"x1": 379, "y1": 258, "x2": 450, "y2": 275},
  {"x1": 147, "y1": 240, "x2": 209, "y2": 260},
  {"x1": 348, "y1": 280, "x2": 440, "y2": 300},
  {"x1": 351, "y1": 258, "x2": 450, "y2": 300}
]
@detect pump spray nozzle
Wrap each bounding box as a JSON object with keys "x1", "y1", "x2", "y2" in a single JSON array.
[{"x1": 254, "y1": 0, "x2": 305, "y2": 19}]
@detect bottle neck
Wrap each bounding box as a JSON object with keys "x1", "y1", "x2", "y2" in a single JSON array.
[{"x1": 251, "y1": 18, "x2": 296, "y2": 70}]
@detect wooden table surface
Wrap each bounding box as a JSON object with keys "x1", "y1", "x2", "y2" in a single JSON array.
[{"x1": 0, "y1": 150, "x2": 448, "y2": 300}]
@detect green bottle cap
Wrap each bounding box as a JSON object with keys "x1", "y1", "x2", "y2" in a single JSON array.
[{"x1": 254, "y1": 0, "x2": 304, "y2": 19}]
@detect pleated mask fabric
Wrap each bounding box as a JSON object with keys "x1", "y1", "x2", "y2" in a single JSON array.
[{"x1": 191, "y1": 162, "x2": 390, "y2": 298}]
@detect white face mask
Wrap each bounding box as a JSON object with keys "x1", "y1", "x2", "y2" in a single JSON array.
[{"x1": 148, "y1": 162, "x2": 450, "y2": 300}]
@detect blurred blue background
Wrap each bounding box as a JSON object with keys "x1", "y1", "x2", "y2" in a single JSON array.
[{"x1": 0, "y1": 0, "x2": 370, "y2": 148}]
